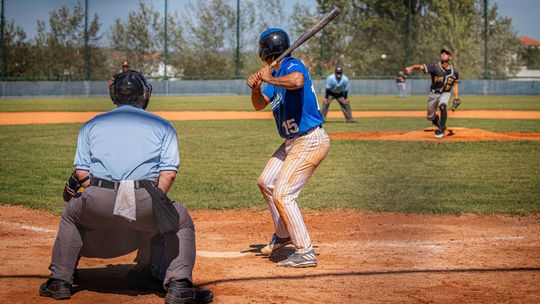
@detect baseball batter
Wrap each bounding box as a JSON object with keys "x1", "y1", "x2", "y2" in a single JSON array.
[
  {"x1": 40, "y1": 70, "x2": 212, "y2": 304},
  {"x1": 321, "y1": 67, "x2": 358, "y2": 123},
  {"x1": 247, "y1": 28, "x2": 329, "y2": 268},
  {"x1": 406, "y1": 49, "x2": 461, "y2": 138}
]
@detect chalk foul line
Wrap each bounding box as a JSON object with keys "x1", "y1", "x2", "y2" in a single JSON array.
[{"x1": 0, "y1": 220, "x2": 528, "y2": 258}]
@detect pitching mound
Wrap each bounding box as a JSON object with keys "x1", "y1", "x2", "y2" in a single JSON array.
[
  {"x1": 330, "y1": 127, "x2": 540, "y2": 142},
  {"x1": 1, "y1": 205, "x2": 539, "y2": 303}
]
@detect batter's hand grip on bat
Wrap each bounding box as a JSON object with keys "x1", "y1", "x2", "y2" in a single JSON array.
[{"x1": 270, "y1": 6, "x2": 341, "y2": 67}]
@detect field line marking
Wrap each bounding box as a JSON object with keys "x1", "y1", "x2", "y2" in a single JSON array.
[
  {"x1": 318, "y1": 236, "x2": 526, "y2": 250},
  {"x1": 197, "y1": 251, "x2": 249, "y2": 258},
  {"x1": 0, "y1": 220, "x2": 251, "y2": 258},
  {"x1": 0, "y1": 220, "x2": 56, "y2": 234},
  {"x1": 0, "y1": 220, "x2": 528, "y2": 258}
]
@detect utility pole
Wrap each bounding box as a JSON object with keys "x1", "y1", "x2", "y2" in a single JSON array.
[
  {"x1": 235, "y1": 0, "x2": 240, "y2": 78},
  {"x1": 0, "y1": 0, "x2": 4, "y2": 79},
  {"x1": 84, "y1": 0, "x2": 89, "y2": 80},
  {"x1": 407, "y1": 0, "x2": 413, "y2": 66},
  {"x1": 483, "y1": 0, "x2": 488, "y2": 79},
  {"x1": 164, "y1": 0, "x2": 168, "y2": 80}
]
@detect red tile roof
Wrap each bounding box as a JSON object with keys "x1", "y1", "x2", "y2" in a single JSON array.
[{"x1": 517, "y1": 36, "x2": 540, "y2": 46}]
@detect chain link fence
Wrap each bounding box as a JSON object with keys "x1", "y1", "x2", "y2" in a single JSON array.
[{"x1": 1, "y1": 79, "x2": 539, "y2": 97}]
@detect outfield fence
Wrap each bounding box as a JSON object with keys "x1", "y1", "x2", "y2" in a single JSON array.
[{"x1": 1, "y1": 79, "x2": 539, "y2": 97}]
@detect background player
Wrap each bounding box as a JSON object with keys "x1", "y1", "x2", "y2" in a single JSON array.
[
  {"x1": 246, "y1": 28, "x2": 330, "y2": 268},
  {"x1": 406, "y1": 49, "x2": 460, "y2": 138},
  {"x1": 108, "y1": 60, "x2": 130, "y2": 86},
  {"x1": 321, "y1": 67, "x2": 357, "y2": 123},
  {"x1": 396, "y1": 70, "x2": 406, "y2": 98}
]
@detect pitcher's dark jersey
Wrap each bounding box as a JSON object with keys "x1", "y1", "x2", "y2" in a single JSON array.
[{"x1": 423, "y1": 62, "x2": 460, "y2": 93}]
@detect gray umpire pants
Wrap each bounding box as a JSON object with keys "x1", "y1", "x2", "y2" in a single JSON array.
[
  {"x1": 321, "y1": 96, "x2": 354, "y2": 122},
  {"x1": 49, "y1": 185, "x2": 195, "y2": 286}
]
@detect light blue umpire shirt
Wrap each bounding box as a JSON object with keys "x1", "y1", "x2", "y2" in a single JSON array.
[
  {"x1": 325, "y1": 73, "x2": 350, "y2": 94},
  {"x1": 74, "y1": 104, "x2": 179, "y2": 181}
]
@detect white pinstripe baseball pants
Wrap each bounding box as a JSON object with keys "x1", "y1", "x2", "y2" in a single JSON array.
[{"x1": 257, "y1": 127, "x2": 330, "y2": 254}]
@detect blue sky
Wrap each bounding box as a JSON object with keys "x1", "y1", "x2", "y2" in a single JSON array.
[{"x1": 4, "y1": 0, "x2": 540, "y2": 40}]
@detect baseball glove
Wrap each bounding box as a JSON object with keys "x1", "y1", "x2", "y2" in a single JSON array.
[
  {"x1": 63, "y1": 171, "x2": 89, "y2": 202},
  {"x1": 451, "y1": 98, "x2": 462, "y2": 112}
]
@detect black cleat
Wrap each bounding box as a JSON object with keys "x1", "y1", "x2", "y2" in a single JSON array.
[
  {"x1": 165, "y1": 280, "x2": 213, "y2": 304},
  {"x1": 39, "y1": 278, "x2": 72, "y2": 300},
  {"x1": 195, "y1": 289, "x2": 213, "y2": 303}
]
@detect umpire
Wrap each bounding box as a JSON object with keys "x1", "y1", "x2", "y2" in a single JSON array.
[
  {"x1": 39, "y1": 70, "x2": 212, "y2": 304},
  {"x1": 321, "y1": 67, "x2": 357, "y2": 123}
]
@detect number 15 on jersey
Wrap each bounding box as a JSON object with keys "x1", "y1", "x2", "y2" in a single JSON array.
[{"x1": 282, "y1": 118, "x2": 299, "y2": 136}]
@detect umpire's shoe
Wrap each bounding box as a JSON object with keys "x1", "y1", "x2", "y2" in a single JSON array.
[
  {"x1": 165, "y1": 280, "x2": 213, "y2": 304},
  {"x1": 39, "y1": 278, "x2": 72, "y2": 300}
]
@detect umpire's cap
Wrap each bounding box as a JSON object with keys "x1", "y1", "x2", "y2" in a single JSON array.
[
  {"x1": 335, "y1": 67, "x2": 343, "y2": 74},
  {"x1": 441, "y1": 48, "x2": 452, "y2": 56},
  {"x1": 109, "y1": 70, "x2": 152, "y2": 110},
  {"x1": 258, "y1": 28, "x2": 290, "y2": 61}
]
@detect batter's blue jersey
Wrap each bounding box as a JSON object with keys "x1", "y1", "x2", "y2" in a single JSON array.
[{"x1": 262, "y1": 57, "x2": 324, "y2": 139}]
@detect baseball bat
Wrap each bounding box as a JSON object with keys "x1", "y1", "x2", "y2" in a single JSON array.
[{"x1": 270, "y1": 6, "x2": 341, "y2": 67}]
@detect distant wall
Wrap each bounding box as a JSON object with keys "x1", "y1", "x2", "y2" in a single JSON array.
[{"x1": 1, "y1": 79, "x2": 539, "y2": 97}]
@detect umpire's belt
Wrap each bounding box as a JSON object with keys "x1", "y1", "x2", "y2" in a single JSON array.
[{"x1": 90, "y1": 178, "x2": 152, "y2": 190}]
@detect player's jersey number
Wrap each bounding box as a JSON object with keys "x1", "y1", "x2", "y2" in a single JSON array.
[
  {"x1": 444, "y1": 78, "x2": 456, "y2": 92},
  {"x1": 282, "y1": 118, "x2": 299, "y2": 136}
]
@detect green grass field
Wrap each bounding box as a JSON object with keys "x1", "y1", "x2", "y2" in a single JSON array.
[
  {"x1": 0, "y1": 95, "x2": 539, "y2": 215},
  {"x1": 1, "y1": 95, "x2": 540, "y2": 112}
]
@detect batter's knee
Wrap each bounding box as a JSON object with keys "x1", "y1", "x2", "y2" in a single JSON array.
[
  {"x1": 257, "y1": 174, "x2": 271, "y2": 192},
  {"x1": 439, "y1": 104, "x2": 447, "y2": 111},
  {"x1": 272, "y1": 187, "x2": 289, "y2": 206}
]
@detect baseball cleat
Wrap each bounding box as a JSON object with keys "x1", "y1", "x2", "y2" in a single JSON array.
[
  {"x1": 261, "y1": 233, "x2": 292, "y2": 256},
  {"x1": 277, "y1": 250, "x2": 317, "y2": 268},
  {"x1": 434, "y1": 131, "x2": 445, "y2": 138},
  {"x1": 39, "y1": 278, "x2": 72, "y2": 300}
]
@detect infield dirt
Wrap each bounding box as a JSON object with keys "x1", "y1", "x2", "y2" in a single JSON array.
[
  {"x1": 0, "y1": 205, "x2": 539, "y2": 303},
  {"x1": 1, "y1": 110, "x2": 540, "y2": 125}
]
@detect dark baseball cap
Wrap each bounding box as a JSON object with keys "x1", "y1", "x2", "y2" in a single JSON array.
[
  {"x1": 335, "y1": 67, "x2": 343, "y2": 74},
  {"x1": 440, "y1": 49, "x2": 452, "y2": 56}
]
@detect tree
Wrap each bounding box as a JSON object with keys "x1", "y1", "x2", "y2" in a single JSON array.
[
  {"x1": 109, "y1": 1, "x2": 163, "y2": 76},
  {"x1": 3, "y1": 20, "x2": 31, "y2": 78},
  {"x1": 483, "y1": 3, "x2": 522, "y2": 78},
  {"x1": 41, "y1": 3, "x2": 101, "y2": 79},
  {"x1": 521, "y1": 47, "x2": 540, "y2": 70},
  {"x1": 290, "y1": 0, "x2": 521, "y2": 79},
  {"x1": 180, "y1": 0, "x2": 236, "y2": 79}
]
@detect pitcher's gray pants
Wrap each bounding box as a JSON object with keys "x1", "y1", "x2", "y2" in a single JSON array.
[{"x1": 48, "y1": 185, "x2": 195, "y2": 287}]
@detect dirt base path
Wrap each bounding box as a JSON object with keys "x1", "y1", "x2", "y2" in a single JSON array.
[
  {"x1": 1, "y1": 205, "x2": 539, "y2": 303},
  {"x1": 1, "y1": 110, "x2": 540, "y2": 125},
  {"x1": 330, "y1": 127, "x2": 540, "y2": 142}
]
